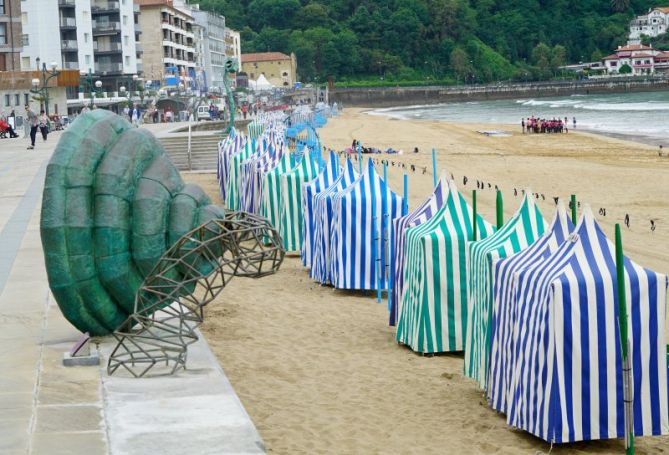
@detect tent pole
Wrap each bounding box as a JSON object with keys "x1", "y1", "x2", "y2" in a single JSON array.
[
  {"x1": 372, "y1": 176, "x2": 379, "y2": 302},
  {"x1": 380, "y1": 163, "x2": 388, "y2": 304},
  {"x1": 402, "y1": 174, "x2": 408, "y2": 216},
  {"x1": 570, "y1": 194, "x2": 577, "y2": 224},
  {"x1": 472, "y1": 190, "x2": 478, "y2": 241},
  {"x1": 357, "y1": 143, "x2": 362, "y2": 174},
  {"x1": 615, "y1": 224, "x2": 635, "y2": 455},
  {"x1": 431, "y1": 148, "x2": 438, "y2": 187},
  {"x1": 496, "y1": 190, "x2": 504, "y2": 229}
]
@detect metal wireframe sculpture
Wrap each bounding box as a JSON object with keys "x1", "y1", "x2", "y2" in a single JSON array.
[{"x1": 108, "y1": 211, "x2": 284, "y2": 378}]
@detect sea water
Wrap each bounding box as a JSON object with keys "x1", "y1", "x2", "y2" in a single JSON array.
[{"x1": 370, "y1": 91, "x2": 669, "y2": 145}]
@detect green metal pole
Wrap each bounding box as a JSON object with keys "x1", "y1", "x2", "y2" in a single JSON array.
[
  {"x1": 472, "y1": 190, "x2": 478, "y2": 241},
  {"x1": 431, "y1": 148, "x2": 438, "y2": 187},
  {"x1": 571, "y1": 194, "x2": 577, "y2": 224},
  {"x1": 615, "y1": 224, "x2": 634, "y2": 455},
  {"x1": 496, "y1": 190, "x2": 504, "y2": 229}
]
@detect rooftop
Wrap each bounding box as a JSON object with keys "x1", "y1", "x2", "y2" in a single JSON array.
[{"x1": 241, "y1": 52, "x2": 291, "y2": 63}]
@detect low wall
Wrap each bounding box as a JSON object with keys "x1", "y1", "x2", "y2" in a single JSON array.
[{"x1": 329, "y1": 78, "x2": 669, "y2": 107}]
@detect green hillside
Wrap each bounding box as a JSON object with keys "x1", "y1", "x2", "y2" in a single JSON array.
[{"x1": 191, "y1": 0, "x2": 660, "y2": 85}]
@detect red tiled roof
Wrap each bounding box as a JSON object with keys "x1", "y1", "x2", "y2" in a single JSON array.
[
  {"x1": 603, "y1": 54, "x2": 620, "y2": 60},
  {"x1": 654, "y1": 6, "x2": 669, "y2": 13},
  {"x1": 617, "y1": 44, "x2": 654, "y2": 51},
  {"x1": 241, "y1": 52, "x2": 291, "y2": 63},
  {"x1": 632, "y1": 53, "x2": 655, "y2": 57}
]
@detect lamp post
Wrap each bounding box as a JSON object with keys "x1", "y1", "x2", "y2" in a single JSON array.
[
  {"x1": 30, "y1": 60, "x2": 60, "y2": 116},
  {"x1": 93, "y1": 80, "x2": 103, "y2": 107}
]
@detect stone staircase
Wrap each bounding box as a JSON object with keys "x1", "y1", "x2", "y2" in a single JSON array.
[{"x1": 159, "y1": 134, "x2": 222, "y2": 171}]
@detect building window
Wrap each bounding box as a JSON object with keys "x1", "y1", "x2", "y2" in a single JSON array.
[
  {"x1": 0, "y1": 0, "x2": 4, "y2": 15},
  {"x1": 123, "y1": 15, "x2": 128, "y2": 26},
  {"x1": 124, "y1": 35, "x2": 129, "y2": 45},
  {"x1": 85, "y1": 55, "x2": 91, "y2": 64},
  {"x1": 4, "y1": 95, "x2": 9, "y2": 107},
  {"x1": 22, "y1": 34, "x2": 29, "y2": 46},
  {"x1": 15, "y1": 94, "x2": 20, "y2": 106},
  {"x1": 21, "y1": 12, "x2": 27, "y2": 26},
  {"x1": 125, "y1": 56, "x2": 130, "y2": 66},
  {"x1": 84, "y1": 33, "x2": 89, "y2": 43},
  {"x1": 21, "y1": 57, "x2": 30, "y2": 69},
  {"x1": 24, "y1": 93, "x2": 29, "y2": 105},
  {"x1": 0, "y1": 24, "x2": 6, "y2": 45}
]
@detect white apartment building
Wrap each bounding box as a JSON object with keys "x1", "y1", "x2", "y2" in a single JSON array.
[
  {"x1": 225, "y1": 28, "x2": 240, "y2": 69},
  {"x1": 629, "y1": 7, "x2": 669, "y2": 43},
  {"x1": 191, "y1": 7, "x2": 226, "y2": 90},
  {"x1": 21, "y1": 0, "x2": 141, "y2": 84}
]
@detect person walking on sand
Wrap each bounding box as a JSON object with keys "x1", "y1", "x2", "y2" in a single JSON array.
[
  {"x1": 25, "y1": 105, "x2": 38, "y2": 149},
  {"x1": 521, "y1": 118, "x2": 525, "y2": 134},
  {"x1": 572, "y1": 117, "x2": 577, "y2": 129},
  {"x1": 38, "y1": 110, "x2": 49, "y2": 141}
]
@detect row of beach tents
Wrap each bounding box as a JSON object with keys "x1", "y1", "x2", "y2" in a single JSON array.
[{"x1": 216, "y1": 117, "x2": 668, "y2": 445}]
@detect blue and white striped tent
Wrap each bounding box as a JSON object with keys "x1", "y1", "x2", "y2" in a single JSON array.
[
  {"x1": 300, "y1": 151, "x2": 340, "y2": 268},
  {"x1": 389, "y1": 175, "x2": 450, "y2": 326},
  {"x1": 487, "y1": 202, "x2": 573, "y2": 415},
  {"x1": 501, "y1": 207, "x2": 668, "y2": 443},
  {"x1": 259, "y1": 149, "x2": 295, "y2": 229},
  {"x1": 239, "y1": 137, "x2": 287, "y2": 215},
  {"x1": 217, "y1": 128, "x2": 246, "y2": 200},
  {"x1": 310, "y1": 160, "x2": 358, "y2": 284},
  {"x1": 396, "y1": 179, "x2": 495, "y2": 353},
  {"x1": 329, "y1": 158, "x2": 403, "y2": 290},
  {"x1": 464, "y1": 192, "x2": 546, "y2": 389}
]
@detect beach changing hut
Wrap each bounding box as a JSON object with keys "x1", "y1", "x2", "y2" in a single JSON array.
[
  {"x1": 464, "y1": 192, "x2": 545, "y2": 389},
  {"x1": 225, "y1": 139, "x2": 257, "y2": 210},
  {"x1": 487, "y1": 202, "x2": 573, "y2": 414},
  {"x1": 329, "y1": 159, "x2": 403, "y2": 290},
  {"x1": 503, "y1": 207, "x2": 668, "y2": 443},
  {"x1": 278, "y1": 149, "x2": 321, "y2": 251},
  {"x1": 389, "y1": 175, "x2": 450, "y2": 327},
  {"x1": 217, "y1": 128, "x2": 245, "y2": 200},
  {"x1": 396, "y1": 180, "x2": 495, "y2": 353},
  {"x1": 301, "y1": 151, "x2": 340, "y2": 268},
  {"x1": 259, "y1": 149, "x2": 295, "y2": 230},
  {"x1": 310, "y1": 159, "x2": 358, "y2": 284}
]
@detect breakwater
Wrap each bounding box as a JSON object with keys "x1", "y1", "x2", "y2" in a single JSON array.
[{"x1": 329, "y1": 77, "x2": 669, "y2": 107}]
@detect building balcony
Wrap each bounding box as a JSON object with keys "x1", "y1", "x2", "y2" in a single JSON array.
[
  {"x1": 91, "y1": 1, "x2": 120, "y2": 14},
  {"x1": 95, "y1": 62, "x2": 123, "y2": 73},
  {"x1": 58, "y1": 0, "x2": 76, "y2": 7},
  {"x1": 60, "y1": 17, "x2": 77, "y2": 28},
  {"x1": 93, "y1": 22, "x2": 121, "y2": 35},
  {"x1": 135, "y1": 43, "x2": 143, "y2": 52},
  {"x1": 62, "y1": 61, "x2": 79, "y2": 70},
  {"x1": 94, "y1": 42, "x2": 122, "y2": 53},
  {"x1": 134, "y1": 23, "x2": 141, "y2": 33},
  {"x1": 61, "y1": 40, "x2": 78, "y2": 51},
  {"x1": 137, "y1": 62, "x2": 143, "y2": 73}
]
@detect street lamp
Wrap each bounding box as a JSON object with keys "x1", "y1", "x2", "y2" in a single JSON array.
[{"x1": 30, "y1": 60, "x2": 61, "y2": 116}]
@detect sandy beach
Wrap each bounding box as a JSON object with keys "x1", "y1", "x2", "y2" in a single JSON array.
[{"x1": 185, "y1": 107, "x2": 669, "y2": 454}]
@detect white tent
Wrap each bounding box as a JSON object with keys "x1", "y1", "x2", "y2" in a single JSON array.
[{"x1": 250, "y1": 74, "x2": 274, "y2": 91}]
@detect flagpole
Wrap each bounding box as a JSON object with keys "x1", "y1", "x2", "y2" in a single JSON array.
[
  {"x1": 472, "y1": 190, "x2": 478, "y2": 241},
  {"x1": 496, "y1": 190, "x2": 504, "y2": 229}
]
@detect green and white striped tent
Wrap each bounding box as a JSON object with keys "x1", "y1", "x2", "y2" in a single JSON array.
[
  {"x1": 464, "y1": 192, "x2": 545, "y2": 390},
  {"x1": 259, "y1": 149, "x2": 296, "y2": 231},
  {"x1": 279, "y1": 149, "x2": 321, "y2": 252},
  {"x1": 397, "y1": 179, "x2": 495, "y2": 353},
  {"x1": 225, "y1": 139, "x2": 257, "y2": 210}
]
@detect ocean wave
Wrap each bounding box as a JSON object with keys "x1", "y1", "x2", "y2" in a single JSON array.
[{"x1": 575, "y1": 102, "x2": 669, "y2": 111}]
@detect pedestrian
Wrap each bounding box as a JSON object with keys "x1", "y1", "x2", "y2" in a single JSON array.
[
  {"x1": 81, "y1": 104, "x2": 90, "y2": 114},
  {"x1": 413, "y1": 147, "x2": 419, "y2": 153},
  {"x1": 25, "y1": 105, "x2": 38, "y2": 149},
  {"x1": 572, "y1": 116, "x2": 576, "y2": 129},
  {"x1": 131, "y1": 104, "x2": 141, "y2": 127},
  {"x1": 659, "y1": 145, "x2": 664, "y2": 157},
  {"x1": 521, "y1": 118, "x2": 525, "y2": 134},
  {"x1": 38, "y1": 110, "x2": 49, "y2": 141},
  {"x1": 241, "y1": 103, "x2": 248, "y2": 120}
]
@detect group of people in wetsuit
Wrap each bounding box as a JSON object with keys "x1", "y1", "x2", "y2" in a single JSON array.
[{"x1": 522, "y1": 116, "x2": 576, "y2": 134}]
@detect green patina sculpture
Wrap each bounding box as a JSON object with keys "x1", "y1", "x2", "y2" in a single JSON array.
[
  {"x1": 40, "y1": 110, "x2": 226, "y2": 336},
  {"x1": 223, "y1": 57, "x2": 238, "y2": 136}
]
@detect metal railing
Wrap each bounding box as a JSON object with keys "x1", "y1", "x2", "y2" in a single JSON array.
[
  {"x1": 94, "y1": 42, "x2": 122, "y2": 52},
  {"x1": 60, "y1": 17, "x2": 76, "y2": 27},
  {"x1": 58, "y1": 0, "x2": 75, "y2": 6},
  {"x1": 92, "y1": 1, "x2": 120, "y2": 12},
  {"x1": 95, "y1": 62, "x2": 123, "y2": 73},
  {"x1": 61, "y1": 40, "x2": 78, "y2": 50},
  {"x1": 93, "y1": 21, "x2": 120, "y2": 33},
  {"x1": 63, "y1": 61, "x2": 79, "y2": 70}
]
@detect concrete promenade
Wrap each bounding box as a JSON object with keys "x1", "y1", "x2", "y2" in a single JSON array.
[{"x1": 0, "y1": 125, "x2": 264, "y2": 454}]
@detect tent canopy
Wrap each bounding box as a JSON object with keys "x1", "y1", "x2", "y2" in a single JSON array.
[{"x1": 250, "y1": 74, "x2": 274, "y2": 91}]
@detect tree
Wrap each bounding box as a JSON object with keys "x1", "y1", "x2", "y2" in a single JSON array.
[
  {"x1": 247, "y1": 0, "x2": 301, "y2": 30},
  {"x1": 610, "y1": 0, "x2": 630, "y2": 13},
  {"x1": 293, "y1": 3, "x2": 332, "y2": 30},
  {"x1": 619, "y1": 63, "x2": 632, "y2": 74},
  {"x1": 449, "y1": 47, "x2": 472, "y2": 81},
  {"x1": 550, "y1": 45, "x2": 567, "y2": 70},
  {"x1": 531, "y1": 42, "x2": 552, "y2": 75}
]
